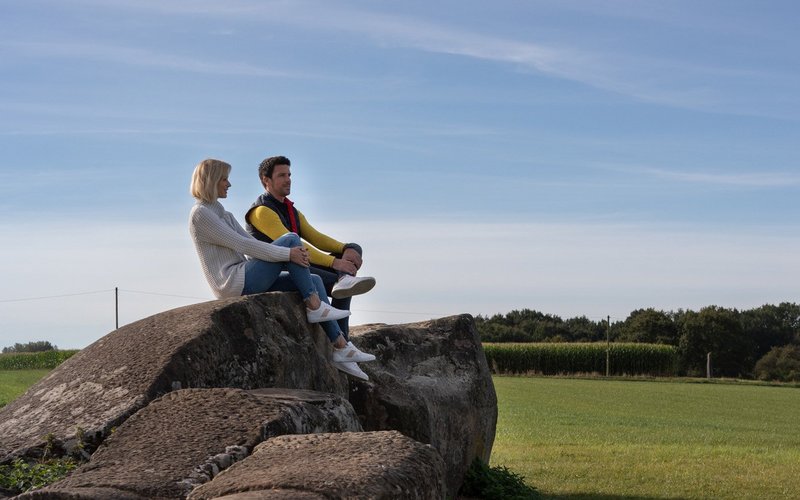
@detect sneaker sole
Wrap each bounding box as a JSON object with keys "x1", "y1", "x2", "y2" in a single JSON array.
[
  {"x1": 331, "y1": 277, "x2": 376, "y2": 299},
  {"x1": 335, "y1": 362, "x2": 369, "y2": 380},
  {"x1": 332, "y1": 351, "x2": 376, "y2": 363}
]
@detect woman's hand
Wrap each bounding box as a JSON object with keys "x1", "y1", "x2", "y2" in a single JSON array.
[{"x1": 290, "y1": 246, "x2": 310, "y2": 267}]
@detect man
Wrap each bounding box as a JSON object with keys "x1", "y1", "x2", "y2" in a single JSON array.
[{"x1": 245, "y1": 155, "x2": 376, "y2": 340}]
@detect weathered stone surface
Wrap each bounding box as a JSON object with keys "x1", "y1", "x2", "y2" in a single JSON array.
[
  {"x1": 211, "y1": 492, "x2": 325, "y2": 500},
  {"x1": 0, "y1": 293, "x2": 349, "y2": 463},
  {"x1": 347, "y1": 314, "x2": 497, "y2": 497},
  {"x1": 187, "y1": 431, "x2": 446, "y2": 500},
  {"x1": 2, "y1": 301, "x2": 496, "y2": 499},
  {"x1": 20, "y1": 388, "x2": 361, "y2": 499},
  {"x1": 15, "y1": 486, "x2": 148, "y2": 499}
]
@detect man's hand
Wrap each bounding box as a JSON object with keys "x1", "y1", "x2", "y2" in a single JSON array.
[
  {"x1": 332, "y1": 257, "x2": 358, "y2": 275},
  {"x1": 290, "y1": 246, "x2": 310, "y2": 267},
  {"x1": 342, "y1": 248, "x2": 362, "y2": 270}
]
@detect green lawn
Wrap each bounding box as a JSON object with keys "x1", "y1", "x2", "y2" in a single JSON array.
[
  {"x1": 0, "y1": 369, "x2": 50, "y2": 409},
  {"x1": 492, "y1": 376, "x2": 800, "y2": 499},
  {"x1": 4, "y1": 371, "x2": 799, "y2": 498}
]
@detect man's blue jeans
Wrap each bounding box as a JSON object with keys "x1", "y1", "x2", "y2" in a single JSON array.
[{"x1": 309, "y1": 243, "x2": 362, "y2": 341}]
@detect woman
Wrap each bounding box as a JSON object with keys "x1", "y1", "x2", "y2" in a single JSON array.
[{"x1": 189, "y1": 158, "x2": 374, "y2": 380}]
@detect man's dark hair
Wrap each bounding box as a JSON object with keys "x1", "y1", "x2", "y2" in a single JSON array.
[{"x1": 259, "y1": 155, "x2": 291, "y2": 180}]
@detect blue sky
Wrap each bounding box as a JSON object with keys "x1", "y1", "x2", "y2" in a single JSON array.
[{"x1": 1, "y1": 0, "x2": 799, "y2": 348}]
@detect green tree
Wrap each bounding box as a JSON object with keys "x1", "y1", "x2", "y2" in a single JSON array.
[
  {"x1": 617, "y1": 308, "x2": 679, "y2": 345},
  {"x1": 564, "y1": 316, "x2": 605, "y2": 343},
  {"x1": 678, "y1": 306, "x2": 754, "y2": 377},
  {"x1": 741, "y1": 302, "x2": 800, "y2": 359},
  {"x1": 2, "y1": 341, "x2": 56, "y2": 354},
  {"x1": 754, "y1": 344, "x2": 800, "y2": 382}
]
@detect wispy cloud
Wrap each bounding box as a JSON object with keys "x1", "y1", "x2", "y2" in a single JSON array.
[
  {"x1": 608, "y1": 164, "x2": 800, "y2": 188},
  {"x1": 4, "y1": 40, "x2": 300, "y2": 78},
  {"x1": 17, "y1": 1, "x2": 796, "y2": 117}
]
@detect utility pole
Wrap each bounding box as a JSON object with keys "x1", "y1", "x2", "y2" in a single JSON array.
[
  {"x1": 606, "y1": 315, "x2": 610, "y2": 377},
  {"x1": 115, "y1": 287, "x2": 119, "y2": 330}
]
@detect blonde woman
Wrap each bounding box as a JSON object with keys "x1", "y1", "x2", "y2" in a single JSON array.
[{"x1": 189, "y1": 158, "x2": 374, "y2": 380}]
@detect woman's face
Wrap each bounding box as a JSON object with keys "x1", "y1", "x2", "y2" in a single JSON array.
[{"x1": 217, "y1": 175, "x2": 231, "y2": 198}]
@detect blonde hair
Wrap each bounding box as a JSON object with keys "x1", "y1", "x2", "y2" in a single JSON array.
[{"x1": 190, "y1": 158, "x2": 231, "y2": 203}]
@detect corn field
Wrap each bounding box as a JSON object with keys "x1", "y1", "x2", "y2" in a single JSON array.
[
  {"x1": 483, "y1": 342, "x2": 677, "y2": 376},
  {"x1": 0, "y1": 350, "x2": 79, "y2": 370}
]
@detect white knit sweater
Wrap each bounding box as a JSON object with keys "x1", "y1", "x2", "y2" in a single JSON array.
[{"x1": 189, "y1": 200, "x2": 291, "y2": 298}]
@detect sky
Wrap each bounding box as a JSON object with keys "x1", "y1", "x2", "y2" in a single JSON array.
[{"x1": 1, "y1": 0, "x2": 799, "y2": 349}]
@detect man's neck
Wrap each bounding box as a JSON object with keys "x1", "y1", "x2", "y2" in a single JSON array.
[{"x1": 267, "y1": 189, "x2": 286, "y2": 203}]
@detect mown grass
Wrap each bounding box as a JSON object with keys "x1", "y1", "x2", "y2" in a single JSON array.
[
  {"x1": 491, "y1": 376, "x2": 800, "y2": 499},
  {"x1": 4, "y1": 370, "x2": 799, "y2": 498},
  {"x1": 0, "y1": 370, "x2": 50, "y2": 408}
]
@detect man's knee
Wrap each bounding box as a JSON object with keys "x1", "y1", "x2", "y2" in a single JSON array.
[
  {"x1": 275, "y1": 232, "x2": 301, "y2": 247},
  {"x1": 345, "y1": 243, "x2": 363, "y2": 256}
]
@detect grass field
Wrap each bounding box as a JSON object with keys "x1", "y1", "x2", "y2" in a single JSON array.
[
  {"x1": 3, "y1": 371, "x2": 799, "y2": 498},
  {"x1": 492, "y1": 376, "x2": 800, "y2": 499},
  {"x1": 0, "y1": 369, "x2": 50, "y2": 409}
]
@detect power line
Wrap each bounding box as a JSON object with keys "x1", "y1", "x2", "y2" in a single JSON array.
[
  {"x1": 119, "y1": 289, "x2": 209, "y2": 301},
  {"x1": 2, "y1": 288, "x2": 612, "y2": 321},
  {"x1": 0, "y1": 289, "x2": 113, "y2": 303},
  {"x1": 352, "y1": 308, "x2": 452, "y2": 316}
]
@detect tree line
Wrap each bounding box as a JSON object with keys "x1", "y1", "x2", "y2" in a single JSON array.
[
  {"x1": 475, "y1": 302, "x2": 800, "y2": 381},
  {"x1": 1, "y1": 341, "x2": 57, "y2": 354}
]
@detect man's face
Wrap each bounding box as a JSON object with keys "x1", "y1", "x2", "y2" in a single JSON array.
[{"x1": 265, "y1": 164, "x2": 291, "y2": 198}]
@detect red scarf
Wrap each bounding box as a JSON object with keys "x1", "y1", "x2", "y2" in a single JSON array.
[{"x1": 284, "y1": 198, "x2": 299, "y2": 233}]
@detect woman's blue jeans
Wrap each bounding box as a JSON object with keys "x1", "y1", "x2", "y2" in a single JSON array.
[{"x1": 242, "y1": 233, "x2": 342, "y2": 343}]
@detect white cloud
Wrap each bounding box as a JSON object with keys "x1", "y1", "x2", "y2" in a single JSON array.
[
  {"x1": 601, "y1": 164, "x2": 800, "y2": 188},
  {"x1": 4, "y1": 40, "x2": 300, "y2": 78},
  {"x1": 3, "y1": 207, "x2": 799, "y2": 349},
  {"x1": 12, "y1": 1, "x2": 796, "y2": 117}
]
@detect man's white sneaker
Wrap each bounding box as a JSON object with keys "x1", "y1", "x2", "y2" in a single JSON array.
[
  {"x1": 306, "y1": 302, "x2": 350, "y2": 323},
  {"x1": 332, "y1": 343, "x2": 376, "y2": 363},
  {"x1": 331, "y1": 275, "x2": 376, "y2": 299},
  {"x1": 335, "y1": 361, "x2": 369, "y2": 380}
]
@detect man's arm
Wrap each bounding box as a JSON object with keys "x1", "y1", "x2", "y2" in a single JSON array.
[
  {"x1": 297, "y1": 212, "x2": 362, "y2": 274},
  {"x1": 248, "y1": 206, "x2": 339, "y2": 268}
]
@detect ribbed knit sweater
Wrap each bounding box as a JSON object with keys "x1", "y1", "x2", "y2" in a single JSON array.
[{"x1": 189, "y1": 200, "x2": 291, "y2": 298}]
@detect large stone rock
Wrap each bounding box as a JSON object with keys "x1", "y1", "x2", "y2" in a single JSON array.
[
  {"x1": 1, "y1": 297, "x2": 497, "y2": 498},
  {"x1": 187, "y1": 431, "x2": 446, "y2": 500},
  {"x1": 347, "y1": 314, "x2": 497, "y2": 497},
  {"x1": 0, "y1": 293, "x2": 348, "y2": 463},
  {"x1": 18, "y1": 388, "x2": 361, "y2": 499}
]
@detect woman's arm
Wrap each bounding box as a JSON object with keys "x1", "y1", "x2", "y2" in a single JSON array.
[{"x1": 191, "y1": 205, "x2": 290, "y2": 262}]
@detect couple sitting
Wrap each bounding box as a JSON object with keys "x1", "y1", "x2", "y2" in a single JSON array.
[{"x1": 188, "y1": 157, "x2": 376, "y2": 380}]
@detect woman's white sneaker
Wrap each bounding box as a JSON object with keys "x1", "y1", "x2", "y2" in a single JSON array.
[
  {"x1": 346, "y1": 341, "x2": 376, "y2": 361},
  {"x1": 306, "y1": 302, "x2": 350, "y2": 323},
  {"x1": 332, "y1": 343, "x2": 376, "y2": 363},
  {"x1": 335, "y1": 361, "x2": 369, "y2": 380},
  {"x1": 331, "y1": 275, "x2": 376, "y2": 299}
]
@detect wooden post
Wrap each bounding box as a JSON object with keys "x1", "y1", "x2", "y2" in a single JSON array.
[
  {"x1": 706, "y1": 352, "x2": 712, "y2": 379},
  {"x1": 606, "y1": 315, "x2": 610, "y2": 377},
  {"x1": 115, "y1": 287, "x2": 119, "y2": 330}
]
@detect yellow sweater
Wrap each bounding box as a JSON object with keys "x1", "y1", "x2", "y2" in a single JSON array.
[{"x1": 247, "y1": 205, "x2": 345, "y2": 268}]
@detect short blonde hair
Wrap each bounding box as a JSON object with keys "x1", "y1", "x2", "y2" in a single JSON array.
[{"x1": 190, "y1": 158, "x2": 231, "y2": 203}]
